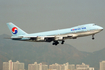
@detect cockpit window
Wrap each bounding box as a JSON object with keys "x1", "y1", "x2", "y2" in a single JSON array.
[{"x1": 93, "y1": 24, "x2": 96, "y2": 26}]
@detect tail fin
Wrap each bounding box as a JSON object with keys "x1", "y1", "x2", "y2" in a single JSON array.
[{"x1": 7, "y1": 22, "x2": 27, "y2": 36}]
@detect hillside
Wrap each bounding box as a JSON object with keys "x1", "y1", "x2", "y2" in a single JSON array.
[
  {"x1": 0, "y1": 34, "x2": 105, "y2": 70},
  {"x1": 82, "y1": 48, "x2": 105, "y2": 70},
  {"x1": 0, "y1": 34, "x2": 88, "y2": 69}
]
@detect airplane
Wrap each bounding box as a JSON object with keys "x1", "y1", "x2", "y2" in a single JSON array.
[{"x1": 7, "y1": 22, "x2": 103, "y2": 45}]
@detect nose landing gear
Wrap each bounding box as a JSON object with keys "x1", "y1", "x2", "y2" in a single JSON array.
[{"x1": 92, "y1": 35, "x2": 95, "y2": 40}]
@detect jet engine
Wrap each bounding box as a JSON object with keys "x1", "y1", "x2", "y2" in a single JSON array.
[
  {"x1": 36, "y1": 37, "x2": 45, "y2": 41},
  {"x1": 55, "y1": 36, "x2": 63, "y2": 41}
]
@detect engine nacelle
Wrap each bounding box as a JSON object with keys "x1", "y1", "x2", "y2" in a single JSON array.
[
  {"x1": 70, "y1": 34, "x2": 78, "y2": 39},
  {"x1": 36, "y1": 37, "x2": 45, "y2": 41},
  {"x1": 67, "y1": 34, "x2": 78, "y2": 39},
  {"x1": 55, "y1": 36, "x2": 63, "y2": 41},
  {"x1": 72, "y1": 34, "x2": 78, "y2": 37}
]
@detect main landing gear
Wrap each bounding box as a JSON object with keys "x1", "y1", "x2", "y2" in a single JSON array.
[
  {"x1": 92, "y1": 34, "x2": 95, "y2": 40},
  {"x1": 52, "y1": 40, "x2": 65, "y2": 45},
  {"x1": 52, "y1": 41, "x2": 59, "y2": 45},
  {"x1": 61, "y1": 40, "x2": 65, "y2": 44}
]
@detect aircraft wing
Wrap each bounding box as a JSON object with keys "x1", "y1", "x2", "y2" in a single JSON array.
[{"x1": 22, "y1": 34, "x2": 74, "y2": 42}]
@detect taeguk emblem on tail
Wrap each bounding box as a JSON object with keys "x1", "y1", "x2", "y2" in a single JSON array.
[{"x1": 12, "y1": 27, "x2": 18, "y2": 34}]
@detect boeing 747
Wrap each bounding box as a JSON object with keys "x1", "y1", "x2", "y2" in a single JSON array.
[{"x1": 7, "y1": 22, "x2": 103, "y2": 45}]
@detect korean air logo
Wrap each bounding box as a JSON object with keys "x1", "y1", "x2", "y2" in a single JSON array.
[
  {"x1": 12, "y1": 27, "x2": 18, "y2": 34},
  {"x1": 71, "y1": 27, "x2": 86, "y2": 31}
]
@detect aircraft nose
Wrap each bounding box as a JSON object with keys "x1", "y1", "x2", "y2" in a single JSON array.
[{"x1": 98, "y1": 26, "x2": 103, "y2": 30}]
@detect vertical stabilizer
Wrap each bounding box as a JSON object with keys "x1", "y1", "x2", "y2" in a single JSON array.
[{"x1": 7, "y1": 22, "x2": 27, "y2": 36}]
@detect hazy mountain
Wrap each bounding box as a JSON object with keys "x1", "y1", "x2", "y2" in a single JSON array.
[
  {"x1": 82, "y1": 48, "x2": 105, "y2": 70},
  {"x1": 0, "y1": 34, "x2": 105, "y2": 70},
  {"x1": 0, "y1": 34, "x2": 88, "y2": 69}
]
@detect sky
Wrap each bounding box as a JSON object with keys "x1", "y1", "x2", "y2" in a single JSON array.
[{"x1": 0, "y1": 0, "x2": 105, "y2": 52}]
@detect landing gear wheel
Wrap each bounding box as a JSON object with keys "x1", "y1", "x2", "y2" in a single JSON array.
[
  {"x1": 52, "y1": 41, "x2": 59, "y2": 46},
  {"x1": 92, "y1": 35, "x2": 95, "y2": 40},
  {"x1": 52, "y1": 43, "x2": 55, "y2": 45},
  {"x1": 55, "y1": 43, "x2": 58, "y2": 46},
  {"x1": 92, "y1": 37, "x2": 95, "y2": 40},
  {"x1": 61, "y1": 40, "x2": 65, "y2": 44}
]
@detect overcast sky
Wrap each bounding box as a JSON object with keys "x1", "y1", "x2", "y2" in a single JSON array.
[{"x1": 0, "y1": 0, "x2": 105, "y2": 52}]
